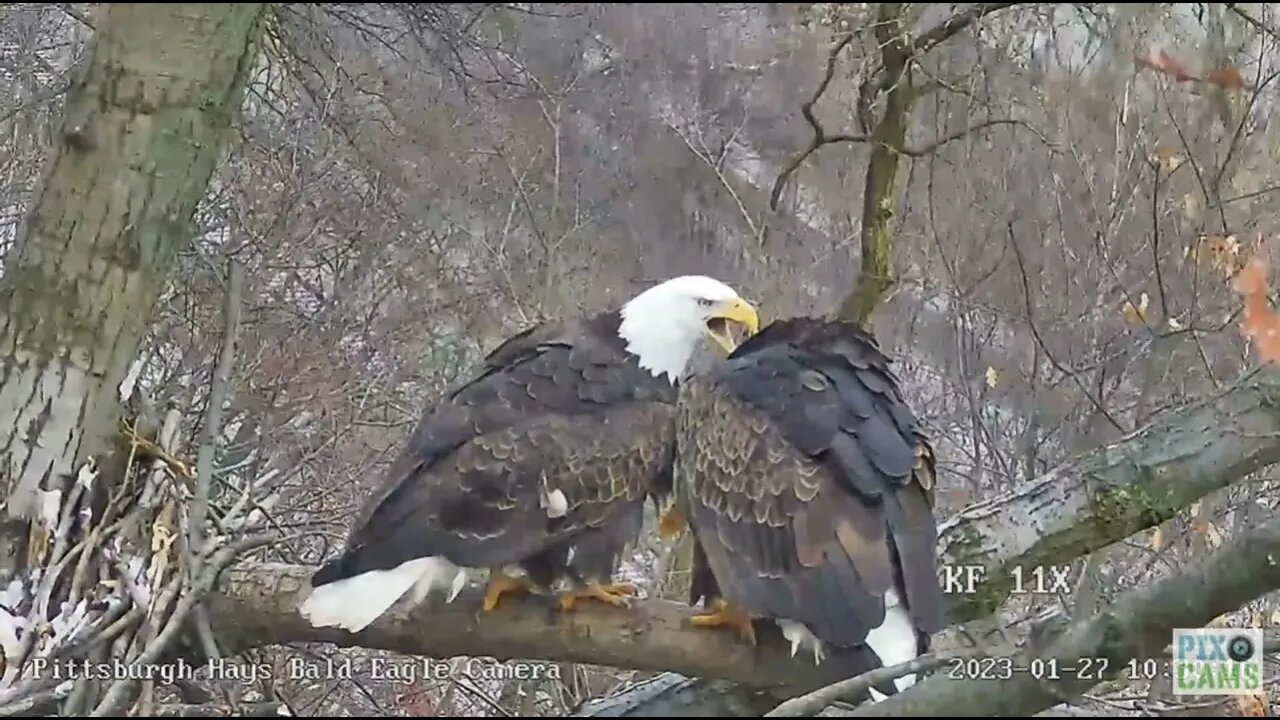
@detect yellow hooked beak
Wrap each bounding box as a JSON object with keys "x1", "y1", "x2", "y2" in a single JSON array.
[{"x1": 705, "y1": 297, "x2": 761, "y2": 355}]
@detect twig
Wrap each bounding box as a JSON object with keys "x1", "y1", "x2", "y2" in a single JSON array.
[
  {"x1": 0, "y1": 681, "x2": 71, "y2": 717},
  {"x1": 149, "y1": 701, "x2": 291, "y2": 717},
  {"x1": 912, "y1": 2, "x2": 1023, "y2": 53},
  {"x1": 769, "y1": 3, "x2": 1027, "y2": 210},
  {"x1": 898, "y1": 118, "x2": 1039, "y2": 158},
  {"x1": 190, "y1": 259, "x2": 244, "y2": 564},
  {"x1": 769, "y1": 30, "x2": 856, "y2": 210},
  {"x1": 1226, "y1": 3, "x2": 1280, "y2": 44},
  {"x1": 1006, "y1": 222, "x2": 1129, "y2": 434},
  {"x1": 764, "y1": 651, "x2": 970, "y2": 717},
  {"x1": 88, "y1": 541, "x2": 245, "y2": 717}
]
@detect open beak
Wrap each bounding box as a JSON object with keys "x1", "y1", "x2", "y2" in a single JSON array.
[{"x1": 705, "y1": 298, "x2": 760, "y2": 355}]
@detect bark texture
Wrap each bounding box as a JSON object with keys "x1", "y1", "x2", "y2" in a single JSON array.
[
  {"x1": 208, "y1": 562, "x2": 856, "y2": 694},
  {"x1": 940, "y1": 364, "x2": 1280, "y2": 622},
  {"x1": 849, "y1": 511, "x2": 1280, "y2": 717},
  {"x1": 838, "y1": 3, "x2": 912, "y2": 328},
  {"x1": 0, "y1": 3, "x2": 267, "y2": 523}
]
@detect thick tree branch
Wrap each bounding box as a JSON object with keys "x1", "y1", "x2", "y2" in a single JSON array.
[
  {"x1": 206, "y1": 563, "x2": 861, "y2": 693},
  {"x1": 941, "y1": 364, "x2": 1280, "y2": 622},
  {"x1": 152, "y1": 701, "x2": 291, "y2": 717},
  {"x1": 848, "y1": 509, "x2": 1280, "y2": 717},
  {"x1": 570, "y1": 675, "x2": 779, "y2": 717}
]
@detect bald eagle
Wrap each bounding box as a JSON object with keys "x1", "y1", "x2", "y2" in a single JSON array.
[
  {"x1": 299, "y1": 275, "x2": 760, "y2": 633},
  {"x1": 663, "y1": 317, "x2": 944, "y2": 700}
]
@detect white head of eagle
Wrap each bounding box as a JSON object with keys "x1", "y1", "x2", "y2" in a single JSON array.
[{"x1": 618, "y1": 275, "x2": 759, "y2": 383}]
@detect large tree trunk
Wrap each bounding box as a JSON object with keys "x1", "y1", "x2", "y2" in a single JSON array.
[{"x1": 0, "y1": 4, "x2": 266, "y2": 545}]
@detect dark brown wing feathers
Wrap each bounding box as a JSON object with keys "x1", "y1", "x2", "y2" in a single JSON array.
[
  {"x1": 679, "y1": 317, "x2": 944, "y2": 648},
  {"x1": 313, "y1": 311, "x2": 677, "y2": 586}
]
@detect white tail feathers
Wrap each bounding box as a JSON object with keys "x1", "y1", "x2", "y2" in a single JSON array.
[
  {"x1": 774, "y1": 589, "x2": 919, "y2": 705},
  {"x1": 299, "y1": 556, "x2": 466, "y2": 633},
  {"x1": 865, "y1": 588, "x2": 919, "y2": 702},
  {"x1": 777, "y1": 619, "x2": 826, "y2": 665}
]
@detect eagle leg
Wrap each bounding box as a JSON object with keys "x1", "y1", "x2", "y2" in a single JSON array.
[
  {"x1": 556, "y1": 582, "x2": 638, "y2": 612},
  {"x1": 689, "y1": 598, "x2": 757, "y2": 645},
  {"x1": 657, "y1": 506, "x2": 686, "y2": 539},
  {"x1": 481, "y1": 571, "x2": 535, "y2": 612}
]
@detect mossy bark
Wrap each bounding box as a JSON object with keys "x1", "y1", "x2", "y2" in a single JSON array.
[
  {"x1": 837, "y1": 3, "x2": 914, "y2": 330},
  {"x1": 939, "y1": 365, "x2": 1280, "y2": 623},
  {"x1": 0, "y1": 5, "x2": 266, "y2": 529}
]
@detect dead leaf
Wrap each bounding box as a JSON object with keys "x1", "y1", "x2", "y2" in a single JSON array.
[
  {"x1": 1235, "y1": 255, "x2": 1280, "y2": 364},
  {"x1": 984, "y1": 366, "x2": 999, "y2": 389},
  {"x1": 1235, "y1": 691, "x2": 1268, "y2": 717},
  {"x1": 1151, "y1": 526, "x2": 1165, "y2": 551},
  {"x1": 1209, "y1": 234, "x2": 1242, "y2": 274},
  {"x1": 1182, "y1": 193, "x2": 1201, "y2": 221},
  {"x1": 1204, "y1": 521, "x2": 1224, "y2": 549},
  {"x1": 1149, "y1": 146, "x2": 1186, "y2": 172},
  {"x1": 1121, "y1": 293, "x2": 1150, "y2": 324},
  {"x1": 1136, "y1": 49, "x2": 1195, "y2": 82},
  {"x1": 1205, "y1": 66, "x2": 1247, "y2": 91}
]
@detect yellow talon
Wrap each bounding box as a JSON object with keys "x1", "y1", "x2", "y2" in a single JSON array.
[
  {"x1": 690, "y1": 598, "x2": 757, "y2": 645},
  {"x1": 557, "y1": 582, "x2": 638, "y2": 612},
  {"x1": 482, "y1": 572, "x2": 532, "y2": 612}
]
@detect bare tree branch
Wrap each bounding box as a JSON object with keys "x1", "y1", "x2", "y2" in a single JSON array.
[
  {"x1": 764, "y1": 651, "x2": 967, "y2": 717},
  {"x1": 192, "y1": 259, "x2": 245, "y2": 566},
  {"x1": 768, "y1": 2, "x2": 1032, "y2": 211},
  {"x1": 1226, "y1": 3, "x2": 1280, "y2": 45},
  {"x1": 768, "y1": 30, "x2": 856, "y2": 210},
  {"x1": 901, "y1": 118, "x2": 1040, "y2": 157},
  {"x1": 207, "y1": 563, "x2": 858, "y2": 693},
  {"x1": 940, "y1": 364, "x2": 1280, "y2": 623},
  {"x1": 913, "y1": 2, "x2": 1026, "y2": 54},
  {"x1": 151, "y1": 701, "x2": 292, "y2": 718},
  {"x1": 848, "y1": 509, "x2": 1280, "y2": 717}
]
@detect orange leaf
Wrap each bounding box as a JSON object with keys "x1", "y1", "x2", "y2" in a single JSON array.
[
  {"x1": 1235, "y1": 691, "x2": 1268, "y2": 717},
  {"x1": 1136, "y1": 49, "x2": 1196, "y2": 82},
  {"x1": 1205, "y1": 66, "x2": 1246, "y2": 91},
  {"x1": 1236, "y1": 256, "x2": 1280, "y2": 364}
]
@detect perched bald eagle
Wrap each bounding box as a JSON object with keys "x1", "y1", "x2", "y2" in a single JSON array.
[
  {"x1": 664, "y1": 317, "x2": 944, "y2": 700},
  {"x1": 299, "y1": 275, "x2": 760, "y2": 633}
]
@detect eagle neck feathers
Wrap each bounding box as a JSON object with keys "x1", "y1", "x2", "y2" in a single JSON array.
[{"x1": 613, "y1": 309, "x2": 695, "y2": 385}]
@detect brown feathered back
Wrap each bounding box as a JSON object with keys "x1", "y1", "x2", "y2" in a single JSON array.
[
  {"x1": 313, "y1": 310, "x2": 680, "y2": 589},
  {"x1": 676, "y1": 317, "x2": 944, "y2": 669}
]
